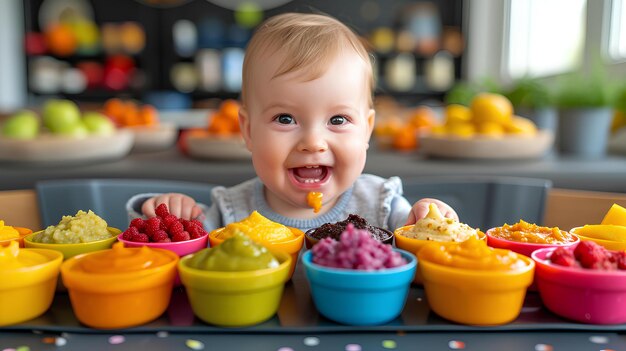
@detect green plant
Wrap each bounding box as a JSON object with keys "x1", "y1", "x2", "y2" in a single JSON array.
[
  {"x1": 615, "y1": 85, "x2": 626, "y2": 114},
  {"x1": 505, "y1": 77, "x2": 553, "y2": 108},
  {"x1": 444, "y1": 78, "x2": 503, "y2": 106},
  {"x1": 555, "y1": 67, "x2": 618, "y2": 108}
]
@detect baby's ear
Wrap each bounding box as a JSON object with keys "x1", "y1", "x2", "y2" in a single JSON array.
[{"x1": 238, "y1": 106, "x2": 253, "y2": 151}]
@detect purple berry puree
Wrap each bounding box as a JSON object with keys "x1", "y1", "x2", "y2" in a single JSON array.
[{"x1": 312, "y1": 224, "x2": 407, "y2": 270}]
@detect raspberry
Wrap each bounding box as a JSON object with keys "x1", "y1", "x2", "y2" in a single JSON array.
[
  {"x1": 145, "y1": 217, "x2": 162, "y2": 236},
  {"x1": 169, "y1": 221, "x2": 184, "y2": 236},
  {"x1": 574, "y1": 241, "x2": 610, "y2": 269},
  {"x1": 131, "y1": 232, "x2": 150, "y2": 243},
  {"x1": 615, "y1": 251, "x2": 626, "y2": 270},
  {"x1": 190, "y1": 219, "x2": 203, "y2": 229},
  {"x1": 155, "y1": 203, "x2": 170, "y2": 218},
  {"x1": 162, "y1": 214, "x2": 178, "y2": 230},
  {"x1": 188, "y1": 225, "x2": 207, "y2": 239},
  {"x1": 151, "y1": 230, "x2": 169, "y2": 242},
  {"x1": 549, "y1": 247, "x2": 577, "y2": 267},
  {"x1": 156, "y1": 238, "x2": 171, "y2": 243},
  {"x1": 130, "y1": 218, "x2": 146, "y2": 231},
  {"x1": 122, "y1": 226, "x2": 139, "y2": 241},
  {"x1": 171, "y1": 230, "x2": 190, "y2": 242}
]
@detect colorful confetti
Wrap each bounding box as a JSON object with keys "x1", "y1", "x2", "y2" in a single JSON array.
[
  {"x1": 303, "y1": 337, "x2": 320, "y2": 346},
  {"x1": 108, "y1": 335, "x2": 126, "y2": 345},
  {"x1": 589, "y1": 336, "x2": 609, "y2": 344},
  {"x1": 156, "y1": 331, "x2": 169, "y2": 338},
  {"x1": 186, "y1": 339, "x2": 205, "y2": 350},
  {"x1": 382, "y1": 340, "x2": 397, "y2": 349},
  {"x1": 448, "y1": 340, "x2": 466, "y2": 349},
  {"x1": 55, "y1": 337, "x2": 67, "y2": 347},
  {"x1": 345, "y1": 344, "x2": 362, "y2": 351},
  {"x1": 534, "y1": 344, "x2": 553, "y2": 351}
]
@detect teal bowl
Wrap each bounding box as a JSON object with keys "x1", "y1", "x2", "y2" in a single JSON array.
[{"x1": 301, "y1": 249, "x2": 416, "y2": 325}]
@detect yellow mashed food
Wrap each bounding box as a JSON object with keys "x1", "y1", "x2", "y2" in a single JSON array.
[
  {"x1": 214, "y1": 211, "x2": 294, "y2": 243},
  {"x1": 0, "y1": 220, "x2": 20, "y2": 240},
  {"x1": 401, "y1": 203, "x2": 478, "y2": 242},
  {"x1": 31, "y1": 210, "x2": 111, "y2": 244}
]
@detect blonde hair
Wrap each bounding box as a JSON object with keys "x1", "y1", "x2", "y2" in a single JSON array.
[{"x1": 242, "y1": 13, "x2": 374, "y2": 107}]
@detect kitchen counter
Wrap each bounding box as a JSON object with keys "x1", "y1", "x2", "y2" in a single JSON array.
[{"x1": 1, "y1": 148, "x2": 625, "y2": 192}]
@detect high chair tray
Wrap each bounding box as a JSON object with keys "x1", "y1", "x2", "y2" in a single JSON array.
[{"x1": 4, "y1": 263, "x2": 626, "y2": 334}]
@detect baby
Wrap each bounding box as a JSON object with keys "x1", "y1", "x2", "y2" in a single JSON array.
[{"x1": 128, "y1": 13, "x2": 457, "y2": 232}]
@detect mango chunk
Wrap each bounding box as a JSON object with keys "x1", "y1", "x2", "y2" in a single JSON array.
[
  {"x1": 576, "y1": 224, "x2": 626, "y2": 243},
  {"x1": 600, "y1": 204, "x2": 626, "y2": 226}
]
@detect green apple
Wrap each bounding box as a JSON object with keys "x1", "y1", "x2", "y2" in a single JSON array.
[
  {"x1": 43, "y1": 99, "x2": 81, "y2": 133},
  {"x1": 83, "y1": 112, "x2": 115, "y2": 136},
  {"x1": 59, "y1": 122, "x2": 89, "y2": 138},
  {"x1": 2, "y1": 110, "x2": 40, "y2": 139}
]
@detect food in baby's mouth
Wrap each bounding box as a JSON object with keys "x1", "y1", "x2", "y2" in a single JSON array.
[
  {"x1": 398, "y1": 203, "x2": 479, "y2": 242},
  {"x1": 307, "y1": 191, "x2": 323, "y2": 213},
  {"x1": 31, "y1": 210, "x2": 112, "y2": 244},
  {"x1": 188, "y1": 232, "x2": 279, "y2": 271},
  {"x1": 312, "y1": 224, "x2": 406, "y2": 270},
  {"x1": 214, "y1": 211, "x2": 294, "y2": 243},
  {"x1": 307, "y1": 214, "x2": 392, "y2": 242}
]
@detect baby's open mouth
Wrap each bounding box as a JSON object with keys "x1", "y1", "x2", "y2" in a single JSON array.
[{"x1": 290, "y1": 165, "x2": 330, "y2": 184}]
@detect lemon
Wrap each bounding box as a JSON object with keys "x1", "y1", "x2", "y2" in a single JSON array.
[
  {"x1": 445, "y1": 104, "x2": 472, "y2": 124},
  {"x1": 506, "y1": 116, "x2": 537, "y2": 135},
  {"x1": 470, "y1": 93, "x2": 513, "y2": 125}
]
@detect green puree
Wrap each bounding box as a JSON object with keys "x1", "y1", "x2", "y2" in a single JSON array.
[{"x1": 188, "y1": 232, "x2": 279, "y2": 271}]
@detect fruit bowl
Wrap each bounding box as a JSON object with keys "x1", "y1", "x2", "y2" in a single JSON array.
[
  {"x1": 304, "y1": 226, "x2": 394, "y2": 249},
  {"x1": 0, "y1": 227, "x2": 33, "y2": 248},
  {"x1": 486, "y1": 227, "x2": 580, "y2": 258},
  {"x1": 532, "y1": 246, "x2": 626, "y2": 324},
  {"x1": 0, "y1": 130, "x2": 134, "y2": 163},
  {"x1": 186, "y1": 134, "x2": 251, "y2": 160},
  {"x1": 127, "y1": 123, "x2": 178, "y2": 152}
]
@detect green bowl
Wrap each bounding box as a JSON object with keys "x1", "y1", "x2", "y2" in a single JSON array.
[{"x1": 24, "y1": 227, "x2": 120, "y2": 260}]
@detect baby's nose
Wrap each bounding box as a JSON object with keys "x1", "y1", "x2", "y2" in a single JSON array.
[{"x1": 297, "y1": 132, "x2": 328, "y2": 152}]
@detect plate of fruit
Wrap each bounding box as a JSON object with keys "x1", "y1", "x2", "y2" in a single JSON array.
[
  {"x1": 103, "y1": 98, "x2": 178, "y2": 152},
  {"x1": 0, "y1": 99, "x2": 134, "y2": 163},
  {"x1": 180, "y1": 99, "x2": 251, "y2": 160},
  {"x1": 419, "y1": 94, "x2": 554, "y2": 159}
]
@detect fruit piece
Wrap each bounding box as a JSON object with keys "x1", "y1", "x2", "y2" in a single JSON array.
[
  {"x1": 477, "y1": 122, "x2": 505, "y2": 137},
  {"x1": 82, "y1": 112, "x2": 115, "y2": 136},
  {"x1": 446, "y1": 122, "x2": 475, "y2": 138},
  {"x1": 444, "y1": 104, "x2": 472, "y2": 124},
  {"x1": 122, "y1": 226, "x2": 139, "y2": 241},
  {"x1": 549, "y1": 247, "x2": 578, "y2": 267},
  {"x1": 45, "y1": 23, "x2": 77, "y2": 57},
  {"x1": 2, "y1": 110, "x2": 40, "y2": 139},
  {"x1": 470, "y1": 93, "x2": 513, "y2": 125},
  {"x1": 505, "y1": 116, "x2": 537, "y2": 135},
  {"x1": 574, "y1": 241, "x2": 612, "y2": 269},
  {"x1": 575, "y1": 225, "x2": 626, "y2": 243},
  {"x1": 600, "y1": 204, "x2": 626, "y2": 226},
  {"x1": 43, "y1": 99, "x2": 81, "y2": 133},
  {"x1": 155, "y1": 203, "x2": 170, "y2": 218},
  {"x1": 392, "y1": 128, "x2": 418, "y2": 150},
  {"x1": 129, "y1": 218, "x2": 146, "y2": 230}
]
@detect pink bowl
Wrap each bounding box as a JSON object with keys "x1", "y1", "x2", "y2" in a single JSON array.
[
  {"x1": 486, "y1": 228, "x2": 579, "y2": 258},
  {"x1": 532, "y1": 247, "x2": 626, "y2": 324},
  {"x1": 117, "y1": 233, "x2": 209, "y2": 285}
]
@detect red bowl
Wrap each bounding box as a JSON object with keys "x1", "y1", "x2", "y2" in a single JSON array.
[
  {"x1": 532, "y1": 247, "x2": 626, "y2": 324},
  {"x1": 486, "y1": 228, "x2": 579, "y2": 257}
]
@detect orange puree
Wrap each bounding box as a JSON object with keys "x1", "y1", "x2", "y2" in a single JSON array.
[
  {"x1": 307, "y1": 192, "x2": 323, "y2": 213},
  {"x1": 216, "y1": 211, "x2": 294, "y2": 243},
  {"x1": 76, "y1": 242, "x2": 175, "y2": 274},
  {"x1": 490, "y1": 220, "x2": 576, "y2": 244},
  {"x1": 420, "y1": 236, "x2": 528, "y2": 271}
]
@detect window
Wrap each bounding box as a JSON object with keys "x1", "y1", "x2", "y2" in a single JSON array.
[
  {"x1": 607, "y1": 0, "x2": 626, "y2": 61},
  {"x1": 506, "y1": 0, "x2": 587, "y2": 78}
]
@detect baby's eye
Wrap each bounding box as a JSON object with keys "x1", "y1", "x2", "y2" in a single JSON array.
[
  {"x1": 275, "y1": 114, "x2": 295, "y2": 124},
  {"x1": 329, "y1": 115, "x2": 348, "y2": 125}
]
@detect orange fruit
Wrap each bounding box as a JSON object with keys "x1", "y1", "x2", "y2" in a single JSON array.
[
  {"x1": 45, "y1": 23, "x2": 77, "y2": 57},
  {"x1": 392, "y1": 128, "x2": 418, "y2": 150},
  {"x1": 219, "y1": 100, "x2": 241, "y2": 120},
  {"x1": 139, "y1": 105, "x2": 159, "y2": 126},
  {"x1": 470, "y1": 93, "x2": 513, "y2": 125},
  {"x1": 408, "y1": 106, "x2": 437, "y2": 129}
]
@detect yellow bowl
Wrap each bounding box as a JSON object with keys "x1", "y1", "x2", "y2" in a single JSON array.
[
  {"x1": 570, "y1": 227, "x2": 626, "y2": 251},
  {"x1": 61, "y1": 246, "x2": 179, "y2": 329},
  {"x1": 209, "y1": 227, "x2": 304, "y2": 280},
  {"x1": 418, "y1": 245, "x2": 534, "y2": 325},
  {"x1": 24, "y1": 227, "x2": 120, "y2": 259},
  {"x1": 179, "y1": 250, "x2": 291, "y2": 327},
  {"x1": 394, "y1": 225, "x2": 486, "y2": 284},
  {"x1": 0, "y1": 227, "x2": 33, "y2": 248},
  {"x1": 0, "y1": 247, "x2": 63, "y2": 326}
]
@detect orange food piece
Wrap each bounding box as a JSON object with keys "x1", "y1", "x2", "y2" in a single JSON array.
[
  {"x1": 139, "y1": 105, "x2": 159, "y2": 126},
  {"x1": 103, "y1": 98, "x2": 125, "y2": 123},
  {"x1": 306, "y1": 192, "x2": 323, "y2": 213},
  {"x1": 219, "y1": 99, "x2": 240, "y2": 119},
  {"x1": 392, "y1": 128, "x2": 418, "y2": 150},
  {"x1": 490, "y1": 220, "x2": 577, "y2": 244},
  {"x1": 45, "y1": 23, "x2": 77, "y2": 57}
]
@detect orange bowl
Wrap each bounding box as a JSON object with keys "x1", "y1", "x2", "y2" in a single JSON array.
[
  {"x1": 0, "y1": 227, "x2": 33, "y2": 248},
  {"x1": 394, "y1": 225, "x2": 486, "y2": 285},
  {"x1": 208, "y1": 227, "x2": 304, "y2": 280}
]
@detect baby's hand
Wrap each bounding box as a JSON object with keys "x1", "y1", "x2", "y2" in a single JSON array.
[
  {"x1": 142, "y1": 193, "x2": 203, "y2": 220},
  {"x1": 405, "y1": 198, "x2": 458, "y2": 225}
]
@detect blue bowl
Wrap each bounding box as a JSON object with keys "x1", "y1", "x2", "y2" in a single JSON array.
[{"x1": 301, "y1": 249, "x2": 416, "y2": 325}]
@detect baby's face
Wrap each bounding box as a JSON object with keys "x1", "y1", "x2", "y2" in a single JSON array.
[{"x1": 240, "y1": 49, "x2": 374, "y2": 218}]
